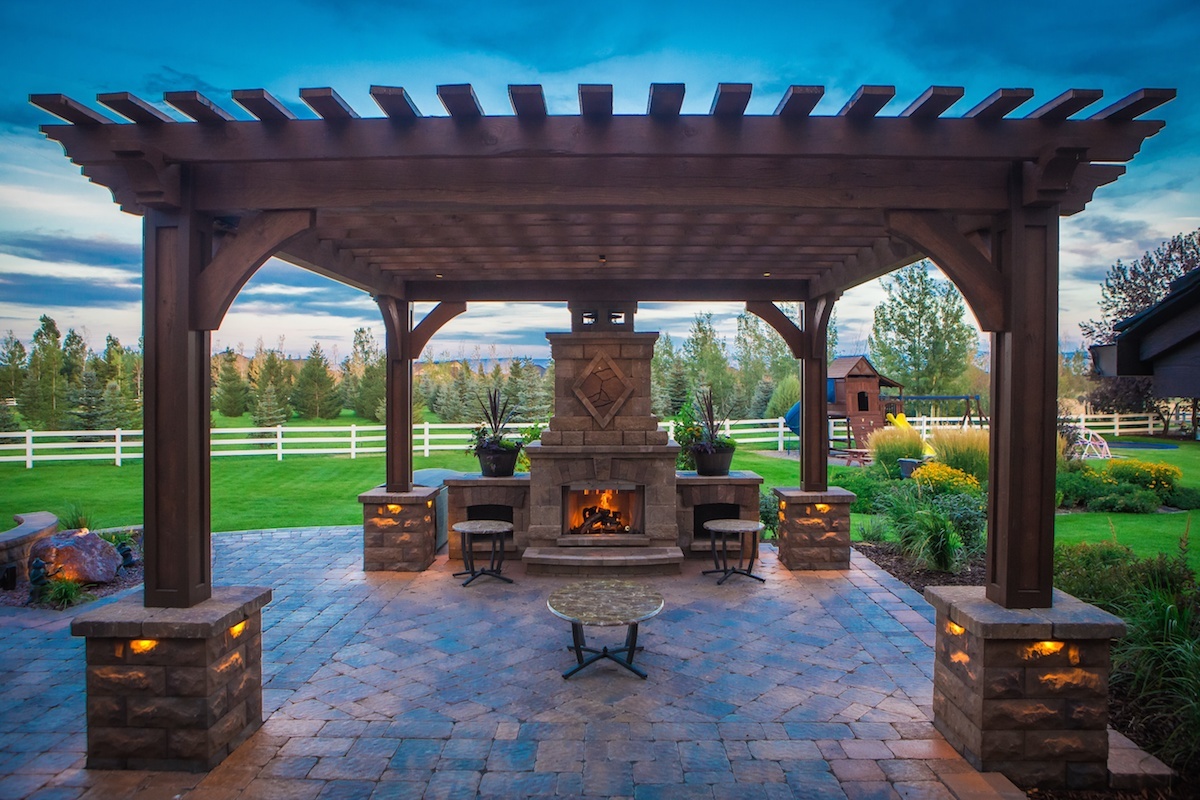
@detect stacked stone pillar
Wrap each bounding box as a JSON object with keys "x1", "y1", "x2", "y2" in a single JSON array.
[
  {"x1": 772, "y1": 487, "x2": 854, "y2": 569},
  {"x1": 926, "y1": 586, "x2": 1126, "y2": 789},
  {"x1": 359, "y1": 485, "x2": 441, "y2": 571},
  {"x1": 71, "y1": 586, "x2": 272, "y2": 771}
]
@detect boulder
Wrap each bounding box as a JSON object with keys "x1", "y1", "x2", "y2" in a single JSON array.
[{"x1": 29, "y1": 529, "x2": 121, "y2": 584}]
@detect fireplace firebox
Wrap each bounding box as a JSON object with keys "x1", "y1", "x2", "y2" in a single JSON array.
[{"x1": 564, "y1": 484, "x2": 644, "y2": 536}]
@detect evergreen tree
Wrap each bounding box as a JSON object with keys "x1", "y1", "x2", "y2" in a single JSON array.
[
  {"x1": 19, "y1": 315, "x2": 67, "y2": 429},
  {"x1": 213, "y1": 349, "x2": 249, "y2": 418},
  {"x1": 766, "y1": 375, "x2": 802, "y2": 419},
  {"x1": 341, "y1": 327, "x2": 381, "y2": 413},
  {"x1": 867, "y1": 261, "x2": 976, "y2": 415},
  {"x1": 750, "y1": 377, "x2": 775, "y2": 419},
  {"x1": 68, "y1": 369, "x2": 106, "y2": 430},
  {"x1": 0, "y1": 400, "x2": 18, "y2": 432},
  {"x1": 666, "y1": 361, "x2": 690, "y2": 417},
  {"x1": 650, "y1": 333, "x2": 679, "y2": 418},
  {"x1": 291, "y1": 343, "x2": 340, "y2": 419},
  {"x1": 98, "y1": 380, "x2": 134, "y2": 430},
  {"x1": 62, "y1": 329, "x2": 88, "y2": 389},
  {"x1": 0, "y1": 331, "x2": 27, "y2": 402},
  {"x1": 356, "y1": 359, "x2": 387, "y2": 421},
  {"x1": 250, "y1": 383, "x2": 290, "y2": 429}
]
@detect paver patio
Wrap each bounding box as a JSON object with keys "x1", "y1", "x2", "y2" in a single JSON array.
[{"x1": 0, "y1": 526, "x2": 1021, "y2": 799}]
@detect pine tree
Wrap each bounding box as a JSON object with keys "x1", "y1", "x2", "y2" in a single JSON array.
[
  {"x1": 250, "y1": 383, "x2": 290, "y2": 429},
  {"x1": 69, "y1": 369, "x2": 106, "y2": 430},
  {"x1": 0, "y1": 331, "x2": 27, "y2": 402},
  {"x1": 98, "y1": 380, "x2": 134, "y2": 430},
  {"x1": 766, "y1": 375, "x2": 801, "y2": 419},
  {"x1": 666, "y1": 361, "x2": 690, "y2": 417},
  {"x1": 750, "y1": 377, "x2": 775, "y2": 419},
  {"x1": 357, "y1": 360, "x2": 387, "y2": 421},
  {"x1": 0, "y1": 400, "x2": 18, "y2": 432},
  {"x1": 213, "y1": 349, "x2": 249, "y2": 418},
  {"x1": 291, "y1": 344, "x2": 340, "y2": 419},
  {"x1": 19, "y1": 316, "x2": 67, "y2": 429}
]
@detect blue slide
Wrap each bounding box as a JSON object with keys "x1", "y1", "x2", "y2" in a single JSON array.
[{"x1": 784, "y1": 402, "x2": 800, "y2": 435}]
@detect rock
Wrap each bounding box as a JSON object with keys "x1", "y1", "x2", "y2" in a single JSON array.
[{"x1": 29, "y1": 529, "x2": 121, "y2": 584}]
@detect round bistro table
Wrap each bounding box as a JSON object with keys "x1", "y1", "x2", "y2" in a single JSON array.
[
  {"x1": 702, "y1": 519, "x2": 766, "y2": 585},
  {"x1": 547, "y1": 580, "x2": 664, "y2": 679},
  {"x1": 451, "y1": 520, "x2": 514, "y2": 587}
]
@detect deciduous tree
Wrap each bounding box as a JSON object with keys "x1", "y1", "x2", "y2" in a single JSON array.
[
  {"x1": 0, "y1": 332, "x2": 27, "y2": 402},
  {"x1": 19, "y1": 316, "x2": 67, "y2": 429}
]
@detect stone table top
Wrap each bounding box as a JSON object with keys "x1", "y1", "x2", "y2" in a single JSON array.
[
  {"x1": 547, "y1": 580, "x2": 664, "y2": 627},
  {"x1": 451, "y1": 520, "x2": 514, "y2": 535},
  {"x1": 703, "y1": 519, "x2": 765, "y2": 535}
]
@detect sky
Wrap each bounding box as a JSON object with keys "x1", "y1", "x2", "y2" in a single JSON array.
[{"x1": 1, "y1": 1, "x2": 1197, "y2": 364}]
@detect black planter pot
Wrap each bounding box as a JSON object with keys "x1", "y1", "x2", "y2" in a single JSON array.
[
  {"x1": 897, "y1": 457, "x2": 922, "y2": 479},
  {"x1": 477, "y1": 448, "x2": 520, "y2": 478},
  {"x1": 694, "y1": 448, "x2": 735, "y2": 476}
]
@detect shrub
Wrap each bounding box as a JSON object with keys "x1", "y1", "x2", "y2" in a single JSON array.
[
  {"x1": 867, "y1": 427, "x2": 925, "y2": 478},
  {"x1": 1087, "y1": 484, "x2": 1161, "y2": 514},
  {"x1": 1167, "y1": 486, "x2": 1200, "y2": 511},
  {"x1": 1106, "y1": 459, "x2": 1182, "y2": 502},
  {"x1": 912, "y1": 462, "x2": 981, "y2": 496},
  {"x1": 932, "y1": 492, "x2": 987, "y2": 553},
  {"x1": 43, "y1": 577, "x2": 95, "y2": 610},
  {"x1": 831, "y1": 465, "x2": 890, "y2": 513},
  {"x1": 876, "y1": 482, "x2": 963, "y2": 571},
  {"x1": 928, "y1": 427, "x2": 989, "y2": 484},
  {"x1": 855, "y1": 515, "x2": 888, "y2": 543},
  {"x1": 759, "y1": 491, "x2": 779, "y2": 539},
  {"x1": 1055, "y1": 466, "x2": 1112, "y2": 508}
]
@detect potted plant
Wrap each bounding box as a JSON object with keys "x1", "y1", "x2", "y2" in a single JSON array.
[
  {"x1": 676, "y1": 387, "x2": 737, "y2": 476},
  {"x1": 468, "y1": 388, "x2": 522, "y2": 477}
]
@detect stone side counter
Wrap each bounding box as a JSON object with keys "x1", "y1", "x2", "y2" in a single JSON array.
[
  {"x1": 772, "y1": 487, "x2": 854, "y2": 569},
  {"x1": 925, "y1": 586, "x2": 1126, "y2": 790},
  {"x1": 359, "y1": 485, "x2": 441, "y2": 571},
  {"x1": 70, "y1": 585, "x2": 272, "y2": 771}
]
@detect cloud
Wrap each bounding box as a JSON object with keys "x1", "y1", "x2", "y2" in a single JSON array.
[
  {"x1": 0, "y1": 231, "x2": 140, "y2": 268},
  {"x1": 140, "y1": 66, "x2": 226, "y2": 97},
  {"x1": 239, "y1": 283, "x2": 326, "y2": 298}
]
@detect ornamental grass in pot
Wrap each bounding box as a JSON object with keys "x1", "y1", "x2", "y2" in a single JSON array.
[
  {"x1": 676, "y1": 387, "x2": 736, "y2": 476},
  {"x1": 468, "y1": 388, "x2": 522, "y2": 477}
]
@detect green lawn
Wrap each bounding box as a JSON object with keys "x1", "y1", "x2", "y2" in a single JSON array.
[{"x1": 3, "y1": 437, "x2": 1196, "y2": 574}]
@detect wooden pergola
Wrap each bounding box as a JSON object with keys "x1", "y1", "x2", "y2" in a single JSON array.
[{"x1": 33, "y1": 82, "x2": 1172, "y2": 611}]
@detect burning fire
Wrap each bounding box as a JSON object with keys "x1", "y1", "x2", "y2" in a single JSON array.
[{"x1": 567, "y1": 487, "x2": 639, "y2": 534}]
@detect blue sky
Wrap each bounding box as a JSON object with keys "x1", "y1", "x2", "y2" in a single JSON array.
[{"x1": 1, "y1": 0, "x2": 1197, "y2": 362}]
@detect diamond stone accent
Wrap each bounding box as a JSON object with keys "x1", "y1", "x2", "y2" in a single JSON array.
[{"x1": 572, "y1": 350, "x2": 635, "y2": 428}]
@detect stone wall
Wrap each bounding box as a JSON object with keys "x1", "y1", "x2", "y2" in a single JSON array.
[
  {"x1": 444, "y1": 475, "x2": 530, "y2": 559},
  {"x1": 358, "y1": 485, "x2": 441, "y2": 571},
  {"x1": 676, "y1": 472, "x2": 763, "y2": 554},
  {"x1": 0, "y1": 511, "x2": 57, "y2": 582},
  {"x1": 772, "y1": 487, "x2": 854, "y2": 569},
  {"x1": 926, "y1": 586, "x2": 1126, "y2": 790},
  {"x1": 71, "y1": 585, "x2": 272, "y2": 771}
]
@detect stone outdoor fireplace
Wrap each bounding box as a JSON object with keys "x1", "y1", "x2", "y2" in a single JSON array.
[{"x1": 563, "y1": 484, "x2": 644, "y2": 537}]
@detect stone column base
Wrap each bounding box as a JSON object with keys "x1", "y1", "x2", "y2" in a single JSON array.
[
  {"x1": 70, "y1": 585, "x2": 272, "y2": 771},
  {"x1": 925, "y1": 586, "x2": 1126, "y2": 790},
  {"x1": 359, "y1": 485, "x2": 441, "y2": 570},
  {"x1": 772, "y1": 487, "x2": 854, "y2": 569}
]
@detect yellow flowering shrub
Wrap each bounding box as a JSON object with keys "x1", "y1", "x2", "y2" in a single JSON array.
[
  {"x1": 911, "y1": 462, "x2": 981, "y2": 496},
  {"x1": 1106, "y1": 459, "x2": 1182, "y2": 502}
]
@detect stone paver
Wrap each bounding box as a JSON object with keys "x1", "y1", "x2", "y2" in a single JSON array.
[{"x1": 0, "y1": 526, "x2": 1019, "y2": 799}]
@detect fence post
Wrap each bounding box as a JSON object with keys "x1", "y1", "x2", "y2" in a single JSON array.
[
  {"x1": 668, "y1": 420, "x2": 675, "y2": 441},
  {"x1": 25, "y1": 429, "x2": 33, "y2": 469},
  {"x1": 115, "y1": 428, "x2": 123, "y2": 467},
  {"x1": 350, "y1": 425, "x2": 357, "y2": 459},
  {"x1": 778, "y1": 418, "x2": 785, "y2": 452},
  {"x1": 1114, "y1": 414, "x2": 1121, "y2": 437},
  {"x1": 424, "y1": 421, "x2": 431, "y2": 457},
  {"x1": 276, "y1": 425, "x2": 284, "y2": 461}
]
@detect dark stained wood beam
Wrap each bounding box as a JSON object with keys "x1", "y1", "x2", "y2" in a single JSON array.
[
  {"x1": 193, "y1": 210, "x2": 315, "y2": 330},
  {"x1": 746, "y1": 301, "x2": 807, "y2": 357},
  {"x1": 509, "y1": 84, "x2": 547, "y2": 118},
  {"x1": 579, "y1": 84, "x2": 613, "y2": 117},
  {"x1": 163, "y1": 91, "x2": 234, "y2": 124},
  {"x1": 966, "y1": 88, "x2": 1034, "y2": 120},
  {"x1": 409, "y1": 301, "x2": 467, "y2": 359},
  {"x1": 1028, "y1": 89, "x2": 1103, "y2": 121},
  {"x1": 402, "y1": 278, "x2": 810, "y2": 302},
  {"x1": 648, "y1": 83, "x2": 685, "y2": 117},
  {"x1": 810, "y1": 237, "x2": 920, "y2": 296},
  {"x1": 886, "y1": 210, "x2": 1005, "y2": 331},
  {"x1": 275, "y1": 230, "x2": 394, "y2": 295},
  {"x1": 839, "y1": 86, "x2": 895, "y2": 119},
  {"x1": 774, "y1": 86, "x2": 824, "y2": 118},
  {"x1": 98, "y1": 92, "x2": 173, "y2": 124},
  {"x1": 438, "y1": 84, "x2": 483, "y2": 118},
  {"x1": 40, "y1": 115, "x2": 1165, "y2": 166},
  {"x1": 376, "y1": 296, "x2": 414, "y2": 492},
  {"x1": 711, "y1": 83, "x2": 752, "y2": 117},
  {"x1": 800, "y1": 293, "x2": 838, "y2": 491},
  {"x1": 370, "y1": 86, "x2": 421, "y2": 120},
  {"x1": 232, "y1": 89, "x2": 296, "y2": 121},
  {"x1": 901, "y1": 86, "x2": 964, "y2": 119},
  {"x1": 1090, "y1": 88, "x2": 1176, "y2": 121},
  {"x1": 29, "y1": 94, "x2": 113, "y2": 126},
  {"x1": 300, "y1": 87, "x2": 359, "y2": 119}
]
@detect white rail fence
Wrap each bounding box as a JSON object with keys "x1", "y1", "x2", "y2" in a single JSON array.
[{"x1": 0, "y1": 412, "x2": 1175, "y2": 469}]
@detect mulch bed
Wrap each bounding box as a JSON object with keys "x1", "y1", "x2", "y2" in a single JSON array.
[{"x1": 0, "y1": 531, "x2": 143, "y2": 611}]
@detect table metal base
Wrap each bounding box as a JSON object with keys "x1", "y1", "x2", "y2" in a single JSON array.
[
  {"x1": 703, "y1": 529, "x2": 765, "y2": 585},
  {"x1": 562, "y1": 621, "x2": 647, "y2": 679},
  {"x1": 453, "y1": 527, "x2": 513, "y2": 587}
]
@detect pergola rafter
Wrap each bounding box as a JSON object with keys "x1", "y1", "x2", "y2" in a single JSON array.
[{"x1": 33, "y1": 81, "x2": 1172, "y2": 612}]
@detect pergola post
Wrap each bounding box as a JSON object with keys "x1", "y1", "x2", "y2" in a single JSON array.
[
  {"x1": 987, "y1": 177, "x2": 1060, "y2": 610},
  {"x1": 142, "y1": 204, "x2": 213, "y2": 608},
  {"x1": 377, "y1": 295, "x2": 415, "y2": 493},
  {"x1": 799, "y1": 295, "x2": 836, "y2": 493}
]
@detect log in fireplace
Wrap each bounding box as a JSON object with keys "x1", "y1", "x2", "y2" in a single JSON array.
[{"x1": 563, "y1": 484, "x2": 644, "y2": 536}]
